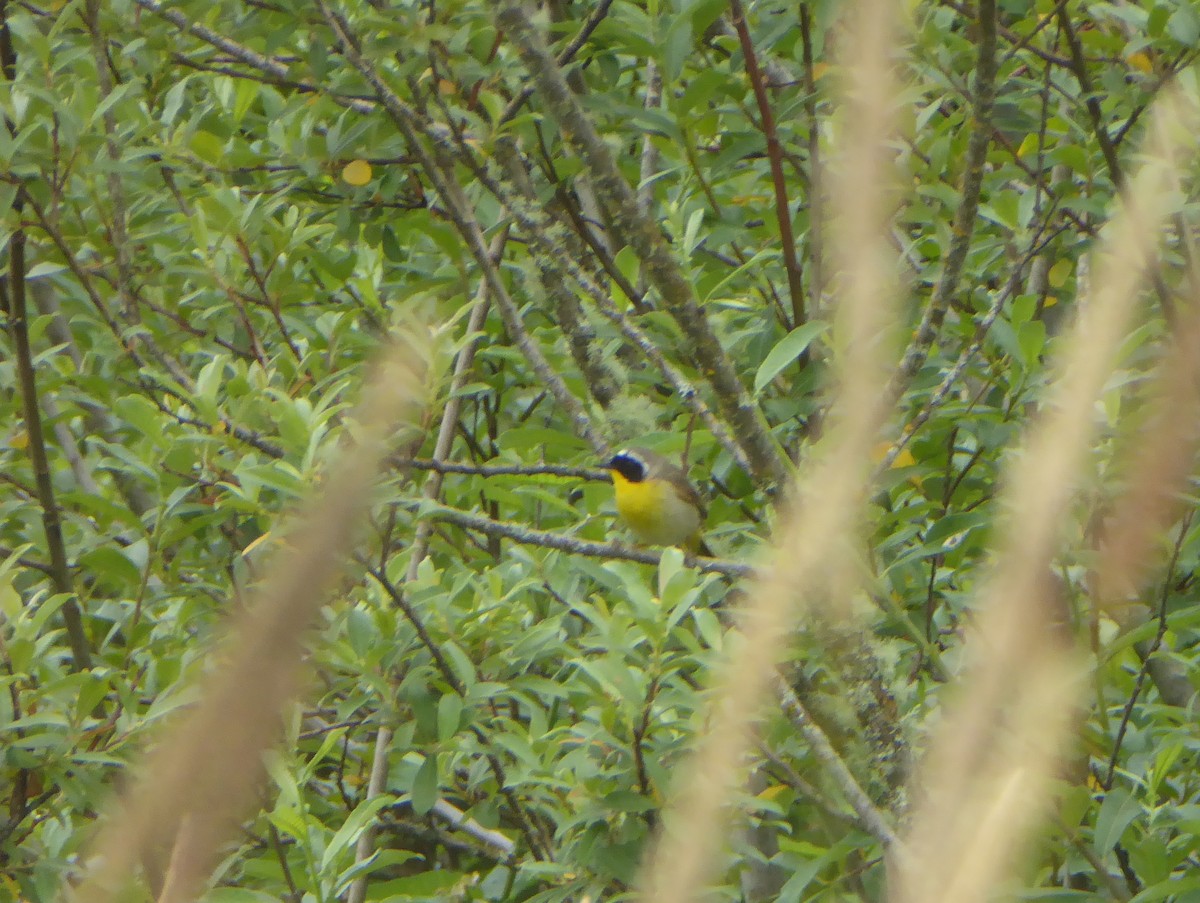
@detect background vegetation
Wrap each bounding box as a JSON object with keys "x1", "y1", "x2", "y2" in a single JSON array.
[{"x1": 2, "y1": 0, "x2": 1199, "y2": 900}]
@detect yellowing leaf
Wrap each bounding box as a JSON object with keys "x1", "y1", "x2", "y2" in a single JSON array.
[
  {"x1": 342, "y1": 159, "x2": 372, "y2": 186},
  {"x1": 871, "y1": 441, "x2": 915, "y2": 469},
  {"x1": 1016, "y1": 133, "x2": 1039, "y2": 158},
  {"x1": 756, "y1": 783, "x2": 787, "y2": 801},
  {"x1": 811, "y1": 62, "x2": 831, "y2": 81},
  {"x1": 9, "y1": 429, "x2": 28, "y2": 450},
  {"x1": 437, "y1": 79, "x2": 457, "y2": 96},
  {"x1": 0, "y1": 573, "x2": 22, "y2": 621},
  {"x1": 1048, "y1": 258, "x2": 1072, "y2": 289},
  {"x1": 872, "y1": 440, "x2": 922, "y2": 488},
  {"x1": 1126, "y1": 51, "x2": 1153, "y2": 74}
]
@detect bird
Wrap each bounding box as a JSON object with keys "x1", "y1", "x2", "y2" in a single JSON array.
[{"x1": 606, "y1": 447, "x2": 713, "y2": 556}]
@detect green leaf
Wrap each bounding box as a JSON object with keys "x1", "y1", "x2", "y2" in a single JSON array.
[
  {"x1": 1128, "y1": 875, "x2": 1200, "y2": 903},
  {"x1": 754, "y1": 322, "x2": 826, "y2": 395},
  {"x1": 371, "y1": 869, "x2": 464, "y2": 899},
  {"x1": 190, "y1": 130, "x2": 226, "y2": 164},
  {"x1": 437, "y1": 693, "x2": 462, "y2": 743},
  {"x1": 334, "y1": 849, "x2": 423, "y2": 896},
  {"x1": 411, "y1": 753, "x2": 439, "y2": 816},
  {"x1": 1093, "y1": 786, "x2": 1141, "y2": 854},
  {"x1": 1168, "y1": 7, "x2": 1200, "y2": 45},
  {"x1": 320, "y1": 793, "x2": 395, "y2": 871}
]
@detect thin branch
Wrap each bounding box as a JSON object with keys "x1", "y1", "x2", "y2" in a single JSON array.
[
  {"x1": 756, "y1": 743, "x2": 865, "y2": 831},
  {"x1": 730, "y1": 0, "x2": 805, "y2": 330},
  {"x1": 497, "y1": 0, "x2": 616, "y2": 126},
  {"x1": 937, "y1": 0, "x2": 1071, "y2": 68},
  {"x1": 889, "y1": 0, "x2": 997, "y2": 396},
  {"x1": 775, "y1": 679, "x2": 899, "y2": 849},
  {"x1": 82, "y1": 0, "x2": 139, "y2": 322},
  {"x1": 430, "y1": 799, "x2": 515, "y2": 860},
  {"x1": 879, "y1": 220, "x2": 1071, "y2": 473},
  {"x1": 21, "y1": 191, "x2": 137, "y2": 359},
  {"x1": 365, "y1": 565, "x2": 553, "y2": 860},
  {"x1": 0, "y1": 545, "x2": 57, "y2": 577},
  {"x1": 396, "y1": 458, "x2": 607, "y2": 481},
  {"x1": 267, "y1": 822, "x2": 302, "y2": 903},
  {"x1": 415, "y1": 502, "x2": 751, "y2": 579},
  {"x1": 492, "y1": 144, "x2": 622, "y2": 408},
  {"x1": 142, "y1": 383, "x2": 288, "y2": 459},
  {"x1": 131, "y1": 0, "x2": 375, "y2": 114},
  {"x1": 477, "y1": 138, "x2": 755, "y2": 475},
  {"x1": 799, "y1": 5, "x2": 825, "y2": 311},
  {"x1": 317, "y1": 0, "x2": 606, "y2": 456},
  {"x1": 1103, "y1": 514, "x2": 1193, "y2": 789},
  {"x1": 2, "y1": 208, "x2": 93, "y2": 671},
  {"x1": 1054, "y1": 6, "x2": 1121, "y2": 185},
  {"x1": 495, "y1": 0, "x2": 788, "y2": 487},
  {"x1": 1055, "y1": 4, "x2": 1176, "y2": 325}
]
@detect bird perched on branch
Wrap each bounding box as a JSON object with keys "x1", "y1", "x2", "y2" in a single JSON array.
[{"x1": 606, "y1": 447, "x2": 713, "y2": 556}]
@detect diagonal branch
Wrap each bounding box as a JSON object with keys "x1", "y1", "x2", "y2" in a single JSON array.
[
  {"x1": 317, "y1": 0, "x2": 606, "y2": 457},
  {"x1": 495, "y1": 0, "x2": 789, "y2": 486}
]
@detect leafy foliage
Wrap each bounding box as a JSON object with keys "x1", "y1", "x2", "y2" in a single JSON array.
[{"x1": 1, "y1": 0, "x2": 1198, "y2": 901}]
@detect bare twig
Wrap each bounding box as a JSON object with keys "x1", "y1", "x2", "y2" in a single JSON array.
[{"x1": 430, "y1": 799, "x2": 516, "y2": 860}]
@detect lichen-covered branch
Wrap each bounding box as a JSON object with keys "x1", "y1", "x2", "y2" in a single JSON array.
[
  {"x1": 495, "y1": 0, "x2": 788, "y2": 487},
  {"x1": 889, "y1": 0, "x2": 996, "y2": 395},
  {"x1": 316, "y1": 1, "x2": 606, "y2": 456}
]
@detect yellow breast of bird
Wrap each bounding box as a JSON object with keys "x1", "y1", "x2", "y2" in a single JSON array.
[{"x1": 612, "y1": 472, "x2": 701, "y2": 546}]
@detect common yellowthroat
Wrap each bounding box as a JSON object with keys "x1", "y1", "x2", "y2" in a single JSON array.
[{"x1": 607, "y1": 447, "x2": 713, "y2": 556}]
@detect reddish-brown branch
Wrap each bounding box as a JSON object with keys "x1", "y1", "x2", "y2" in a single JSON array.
[
  {"x1": 730, "y1": 0, "x2": 805, "y2": 331},
  {"x1": 2, "y1": 215, "x2": 93, "y2": 670}
]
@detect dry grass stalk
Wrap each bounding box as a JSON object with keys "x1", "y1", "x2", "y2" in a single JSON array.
[
  {"x1": 632, "y1": 0, "x2": 903, "y2": 898},
  {"x1": 894, "y1": 88, "x2": 1196, "y2": 903},
  {"x1": 67, "y1": 337, "x2": 430, "y2": 903},
  {"x1": 1092, "y1": 265, "x2": 1200, "y2": 614}
]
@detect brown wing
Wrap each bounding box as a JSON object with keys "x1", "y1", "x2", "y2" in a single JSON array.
[{"x1": 657, "y1": 459, "x2": 707, "y2": 520}]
